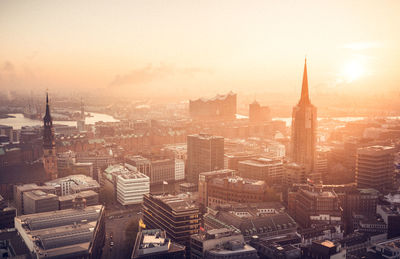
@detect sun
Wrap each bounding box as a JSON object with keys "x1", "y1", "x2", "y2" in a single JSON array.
[{"x1": 342, "y1": 59, "x2": 365, "y2": 83}]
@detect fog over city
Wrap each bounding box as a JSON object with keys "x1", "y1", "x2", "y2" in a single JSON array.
[{"x1": 1, "y1": 1, "x2": 400, "y2": 259}]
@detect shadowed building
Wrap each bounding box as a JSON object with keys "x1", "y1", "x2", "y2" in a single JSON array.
[
  {"x1": 187, "y1": 134, "x2": 224, "y2": 186},
  {"x1": 142, "y1": 193, "x2": 200, "y2": 255},
  {"x1": 43, "y1": 93, "x2": 58, "y2": 180},
  {"x1": 290, "y1": 59, "x2": 317, "y2": 178},
  {"x1": 356, "y1": 145, "x2": 395, "y2": 192}
]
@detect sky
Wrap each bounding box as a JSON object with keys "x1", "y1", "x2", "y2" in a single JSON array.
[{"x1": 0, "y1": 0, "x2": 399, "y2": 101}]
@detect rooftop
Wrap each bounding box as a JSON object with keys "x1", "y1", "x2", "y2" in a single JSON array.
[
  {"x1": 15, "y1": 205, "x2": 104, "y2": 258},
  {"x1": 150, "y1": 193, "x2": 198, "y2": 212}
]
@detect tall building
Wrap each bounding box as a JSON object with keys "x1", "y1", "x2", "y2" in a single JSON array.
[
  {"x1": 290, "y1": 59, "x2": 317, "y2": 176},
  {"x1": 356, "y1": 145, "x2": 395, "y2": 192},
  {"x1": 142, "y1": 193, "x2": 200, "y2": 254},
  {"x1": 187, "y1": 134, "x2": 224, "y2": 186},
  {"x1": 43, "y1": 92, "x2": 58, "y2": 180}
]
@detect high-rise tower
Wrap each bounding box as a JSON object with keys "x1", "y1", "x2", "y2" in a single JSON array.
[
  {"x1": 43, "y1": 92, "x2": 58, "y2": 179},
  {"x1": 290, "y1": 59, "x2": 318, "y2": 180}
]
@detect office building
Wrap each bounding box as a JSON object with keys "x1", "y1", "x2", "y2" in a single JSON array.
[
  {"x1": 356, "y1": 145, "x2": 395, "y2": 192},
  {"x1": 175, "y1": 158, "x2": 185, "y2": 181},
  {"x1": 142, "y1": 193, "x2": 200, "y2": 251},
  {"x1": 283, "y1": 162, "x2": 306, "y2": 187},
  {"x1": 103, "y1": 164, "x2": 150, "y2": 205},
  {"x1": 290, "y1": 59, "x2": 317, "y2": 175},
  {"x1": 191, "y1": 228, "x2": 258, "y2": 259},
  {"x1": 131, "y1": 229, "x2": 186, "y2": 259},
  {"x1": 238, "y1": 158, "x2": 284, "y2": 185},
  {"x1": 187, "y1": 134, "x2": 224, "y2": 186},
  {"x1": 14, "y1": 204, "x2": 105, "y2": 259},
  {"x1": 150, "y1": 159, "x2": 175, "y2": 185}
]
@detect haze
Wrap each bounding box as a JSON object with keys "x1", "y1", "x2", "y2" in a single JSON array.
[{"x1": 1, "y1": 0, "x2": 400, "y2": 101}]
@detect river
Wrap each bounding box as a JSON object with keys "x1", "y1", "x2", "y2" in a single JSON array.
[{"x1": 0, "y1": 112, "x2": 119, "y2": 129}]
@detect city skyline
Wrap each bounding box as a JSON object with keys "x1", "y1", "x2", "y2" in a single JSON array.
[{"x1": 1, "y1": 0, "x2": 400, "y2": 99}]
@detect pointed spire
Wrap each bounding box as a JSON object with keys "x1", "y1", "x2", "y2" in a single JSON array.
[
  {"x1": 299, "y1": 57, "x2": 311, "y2": 105},
  {"x1": 43, "y1": 90, "x2": 52, "y2": 124}
]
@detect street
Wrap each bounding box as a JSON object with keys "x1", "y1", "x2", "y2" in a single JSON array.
[{"x1": 101, "y1": 206, "x2": 142, "y2": 259}]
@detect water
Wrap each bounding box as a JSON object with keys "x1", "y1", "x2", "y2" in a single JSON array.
[{"x1": 0, "y1": 112, "x2": 119, "y2": 129}]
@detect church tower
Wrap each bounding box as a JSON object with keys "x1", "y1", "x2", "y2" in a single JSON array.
[
  {"x1": 290, "y1": 59, "x2": 319, "y2": 182},
  {"x1": 43, "y1": 92, "x2": 58, "y2": 179}
]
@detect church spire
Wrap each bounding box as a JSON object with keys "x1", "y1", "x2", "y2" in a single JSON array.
[
  {"x1": 43, "y1": 91, "x2": 52, "y2": 125},
  {"x1": 298, "y1": 58, "x2": 310, "y2": 105}
]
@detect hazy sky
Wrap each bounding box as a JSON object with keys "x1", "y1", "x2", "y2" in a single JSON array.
[{"x1": 1, "y1": 0, "x2": 399, "y2": 99}]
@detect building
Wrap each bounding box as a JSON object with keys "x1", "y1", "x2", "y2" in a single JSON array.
[
  {"x1": 0, "y1": 195, "x2": 16, "y2": 229},
  {"x1": 22, "y1": 190, "x2": 59, "y2": 214},
  {"x1": 288, "y1": 184, "x2": 342, "y2": 228},
  {"x1": 189, "y1": 92, "x2": 237, "y2": 121},
  {"x1": 198, "y1": 169, "x2": 236, "y2": 208},
  {"x1": 283, "y1": 162, "x2": 306, "y2": 187},
  {"x1": 187, "y1": 134, "x2": 224, "y2": 186},
  {"x1": 205, "y1": 175, "x2": 274, "y2": 208},
  {"x1": 0, "y1": 230, "x2": 32, "y2": 258},
  {"x1": 367, "y1": 237, "x2": 400, "y2": 258},
  {"x1": 175, "y1": 158, "x2": 185, "y2": 181},
  {"x1": 237, "y1": 158, "x2": 284, "y2": 185},
  {"x1": 377, "y1": 205, "x2": 400, "y2": 239},
  {"x1": 150, "y1": 159, "x2": 175, "y2": 185},
  {"x1": 190, "y1": 228, "x2": 258, "y2": 259},
  {"x1": 249, "y1": 100, "x2": 271, "y2": 123},
  {"x1": 290, "y1": 59, "x2": 317, "y2": 176},
  {"x1": 142, "y1": 193, "x2": 200, "y2": 252},
  {"x1": 14, "y1": 204, "x2": 105, "y2": 259},
  {"x1": 14, "y1": 184, "x2": 56, "y2": 215},
  {"x1": 224, "y1": 152, "x2": 257, "y2": 171},
  {"x1": 42, "y1": 92, "x2": 58, "y2": 180},
  {"x1": 356, "y1": 145, "x2": 395, "y2": 192},
  {"x1": 313, "y1": 147, "x2": 329, "y2": 183},
  {"x1": 126, "y1": 155, "x2": 151, "y2": 176},
  {"x1": 302, "y1": 240, "x2": 346, "y2": 259},
  {"x1": 58, "y1": 190, "x2": 99, "y2": 210},
  {"x1": 44, "y1": 174, "x2": 100, "y2": 196},
  {"x1": 131, "y1": 229, "x2": 186, "y2": 259},
  {"x1": 103, "y1": 164, "x2": 150, "y2": 205},
  {"x1": 249, "y1": 236, "x2": 301, "y2": 259},
  {"x1": 204, "y1": 203, "x2": 297, "y2": 241},
  {"x1": 126, "y1": 156, "x2": 178, "y2": 185},
  {"x1": 179, "y1": 182, "x2": 197, "y2": 193}
]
